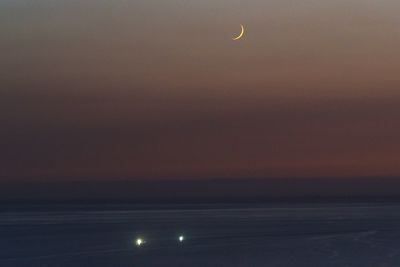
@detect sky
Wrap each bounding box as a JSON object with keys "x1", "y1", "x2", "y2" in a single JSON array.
[{"x1": 2, "y1": 0, "x2": 400, "y2": 187}]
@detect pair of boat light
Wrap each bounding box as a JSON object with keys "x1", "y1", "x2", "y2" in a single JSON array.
[{"x1": 135, "y1": 235, "x2": 185, "y2": 247}]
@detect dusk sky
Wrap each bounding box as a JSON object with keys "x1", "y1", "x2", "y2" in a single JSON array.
[{"x1": 2, "y1": 0, "x2": 400, "y2": 183}]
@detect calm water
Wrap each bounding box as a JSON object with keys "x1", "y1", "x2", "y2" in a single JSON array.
[{"x1": 1, "y1": 203, "x2": 400, "y2": 266}]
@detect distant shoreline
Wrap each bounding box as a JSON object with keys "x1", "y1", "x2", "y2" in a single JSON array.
[{"x1": 2, "y1": 196, "x2": 400, "y2": 212}]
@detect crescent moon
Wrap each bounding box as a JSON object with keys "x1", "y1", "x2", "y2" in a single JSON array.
[{"x1": 232, "y1": 24, "x2": 245, "y2": 40}]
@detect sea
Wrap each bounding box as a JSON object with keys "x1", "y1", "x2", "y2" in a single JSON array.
[{"x1": 1, "y1": 201, "x2": 400, "y2": 266}]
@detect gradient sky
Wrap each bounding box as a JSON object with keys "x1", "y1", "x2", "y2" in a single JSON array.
[{"x1": 2, "y1": 0, "x2": 400, "y2": 182}]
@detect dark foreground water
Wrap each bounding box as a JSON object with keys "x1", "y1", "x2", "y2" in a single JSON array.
[{"x1": 1, "y1": 202, "x2": 400, "y2": 266}]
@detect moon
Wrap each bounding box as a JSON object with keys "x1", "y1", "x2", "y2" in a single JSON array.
[{"x1": 232, "y1": 24, "x2": 245, "y2": 41}]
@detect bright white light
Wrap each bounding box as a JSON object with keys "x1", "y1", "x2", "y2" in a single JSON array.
[
  {"x1": 136, "y1": 238, "x2": 144, "y2": 246},
  {"x1": 179, "y1": 235, "x2": 184, "y2": 242}
]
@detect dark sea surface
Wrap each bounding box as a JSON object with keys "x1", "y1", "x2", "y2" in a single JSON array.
[{"x1": 1, "y1": 202, "x2": 400, "y2": 266}]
